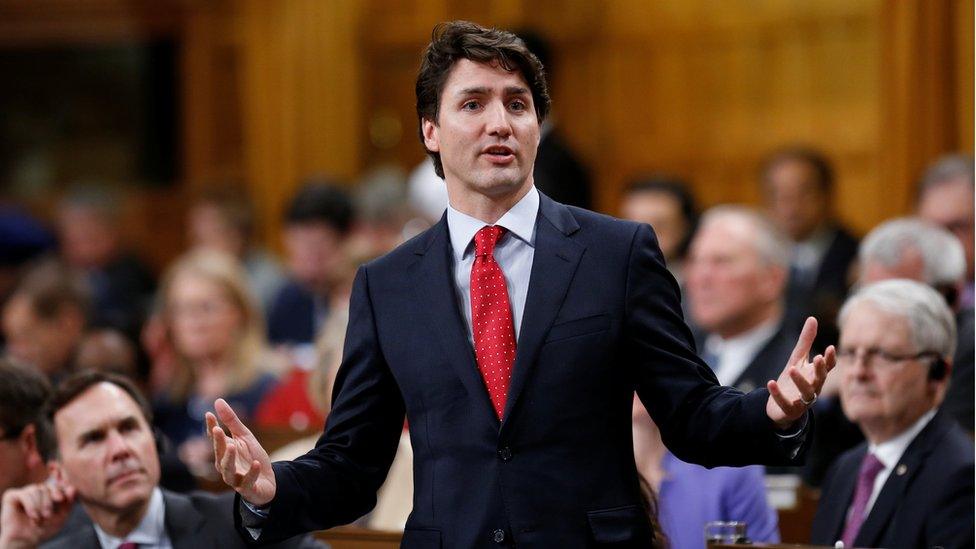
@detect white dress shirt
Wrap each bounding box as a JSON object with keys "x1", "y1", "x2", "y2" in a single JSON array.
[
  {"x1": 94, "y1": 487, "x2": 172, "y2": 549},
  {"x1": 446, "y1": 186, "x2": 539, "y2": 343},
  {"x1": 703, "y1": 317, "x2": 780, "y2": 387},
  {"x1": 860, "y1": 409, "x2": 937, "y2": 517}
]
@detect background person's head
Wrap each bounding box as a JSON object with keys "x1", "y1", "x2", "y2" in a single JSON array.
[
  {"x1": 415, "y1": 20, "x2": 551, "y2": 180},
  {"x1": 858, "y1": 217, "x2": 966, "y2": 307},
  {"x1": 836, "y1": 280, "x2": 956, "y2": 444},
  {"x1": 915, "y1": 154, "x2": 975, "y2": 281},
  {"x1": 2, "y1": 260, "x2": 90, "y2": 378},
  {"x1": 620, "y1": 176, "x2": 699, "y2": 263},
  {"x1": 187, "y1": 186, "x2": 257, "y2": 259},
  {"x1": 56, "y1": 185, "x2": 125, "y2": 271},
  {"x1": 760, "y1": 146, "x2": 835, "y2": 242},
  {"x1": 282, "y1": 179, "x2": 353, "y2": 296},
  {"x1": 685, "y1": 206, "x2": 791, "y2": 338},
  {"x1": 0, "y1": 358, "x2": 53, "y2": 499},
  {"x1": 45, "y1": 371, "x2": 159, "y2": 525},
  {"x1": 160, "y1": 251, "x2": 266, "y2": 400}
]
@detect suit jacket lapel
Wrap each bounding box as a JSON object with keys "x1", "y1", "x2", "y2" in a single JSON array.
[
  {"x1": 501, "y1": 195, "x2": 583, "y2": 431},
  {"x1": 855, "y1": 414, "x2": 949, "y2": 547},
  {"x1": 162, "y1": 490, "x2": 206, "y2": 546},
  {"x1": 822, "y1": 447, "x2": 864, "y2": 543},
  {"x1": 411, "y1": 216, "x2": 498, "y2": 423}
]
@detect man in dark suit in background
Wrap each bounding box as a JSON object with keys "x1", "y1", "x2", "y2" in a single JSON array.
[
  {"x1": 209, "y1": 21, "x2": 834, "y2": 548},
  {"x1": 811, "y1": 280, "x2": 974, "y2": 548},
  {"x1": 684, "y1": 206, "x2": 798, "y2": 394},
  {"x1": 761, "y1": 147, "x2": 858, "y2": 352},
  {"x1": 0, "y1": 371, "x2": 321, "y2": 549}
]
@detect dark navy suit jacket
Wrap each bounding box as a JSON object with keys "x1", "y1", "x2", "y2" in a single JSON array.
[
  {"x1": 240, "y1": 195, "x2": 808, "y2": 548},
  {"x1": 811, "y1": 411, "x2": 974, "y2": 548}
]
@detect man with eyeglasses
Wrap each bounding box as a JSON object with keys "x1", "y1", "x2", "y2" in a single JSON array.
[
  {"x1": 0, "y1": 359, "x2": 53, "y2": 510},
  {"x1": 811, "y1": 279, "x2": 974, "y2": 549}
]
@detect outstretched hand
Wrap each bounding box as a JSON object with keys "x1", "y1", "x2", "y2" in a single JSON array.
[
  {"x1": 765, "y1": 317, "x2": 836, "y2": 430},
  {"x1": 206, "y1": 398, "x2": 276, "y2": 507},
  {"x1": 0, "y1": 478, "x2": 76, "y2": 548}
]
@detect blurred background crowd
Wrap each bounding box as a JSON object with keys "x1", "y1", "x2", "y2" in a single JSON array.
[{"x1": 0, "y1": 1, "x2": 972, "y2": 546}]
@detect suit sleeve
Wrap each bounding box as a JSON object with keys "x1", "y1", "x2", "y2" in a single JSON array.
[
  {"x1": 237, "y1": 266, "x2": 405, "y2": 543},
  {"x1": 626, "y1": 223, "x2": 810, "y2": 467}
]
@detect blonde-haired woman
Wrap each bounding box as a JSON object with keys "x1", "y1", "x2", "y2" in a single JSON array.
[{"x1": 152, "y1": 250, "x2": 280, "y2": 473}]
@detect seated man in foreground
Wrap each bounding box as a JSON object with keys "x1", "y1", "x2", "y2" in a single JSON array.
[
  {"x1": 811, "y1": 279, "x2": 974, "y2": 548},
  {"x1": 0, "y1": 371, "x2": 323, "y2": 549}
]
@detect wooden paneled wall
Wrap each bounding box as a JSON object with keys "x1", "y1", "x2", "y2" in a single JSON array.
[{"x1": 0, "y1": 0, "x2": 971, "y2": 260}]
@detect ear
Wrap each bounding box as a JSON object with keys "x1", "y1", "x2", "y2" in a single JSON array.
[
  {"x1": 422, "y1": 117, "x2": 440, "y2": 153},
  {"x1": 48, "y1": 460, "x2": 65, "y2": 482},
  {"x1": 18, "y1": 424, "x2": 43, "y2": 468}
]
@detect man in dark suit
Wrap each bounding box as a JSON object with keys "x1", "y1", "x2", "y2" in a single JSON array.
[
  {"x1": 209, "y1": 21, "x2": 835, "y2": 548},
  {"x1": 811, "y1": 280, "x2": 974, "y2": 548},
  {"x1": 684, "y1": 206, "x2": 798, "y2": 394},
  {"x1": 0, "y1": 371, "x2": 321, "y2": 549},
  {"x1": 760, "y1": 146, "x2": 859, "y2": 352}
]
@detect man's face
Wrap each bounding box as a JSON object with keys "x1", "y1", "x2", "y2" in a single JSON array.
[
  {"x1": 283, "y1": 222, "x2": 343, "y2": 294},
  {"x1": 54, "y1": 383, "x2": 160, "y2": 514},
  {"x1": 422, "y1": 59, "x2": 540, "y2": 210},
  {"x1": 917, "y1": 179, "x2": 975, "y2": 279},
  {"x1": 860, "y1": 247, "x2": 926, "y2": 285},
  {"x1": 838, "y1": 303, "x2": 940, "y2": 442},
  {"x1": 620, "y1": 191, "x2": 688, "y2": 262},
  {"x1": 685, "y1": 217, "x2": 785, "y2": 337},
  {"x1": 58, "y1": 207, "x2": 118, "y2": 270},
  {"x1": 188, "y1": 204, "x2": 245, "y2": 258},
  {"x1": 763, "y1": 159, "x2": 829, "y2": 241},
  {"x1": 2, "y1": 295, "x2": 81, "y2": 377}
]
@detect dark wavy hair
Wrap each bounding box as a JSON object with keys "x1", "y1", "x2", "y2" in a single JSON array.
[{"x1": 415, "y1": 20, "x2": 551, "y2": 178}]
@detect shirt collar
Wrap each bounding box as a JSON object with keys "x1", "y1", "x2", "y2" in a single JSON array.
[
  {"x1": 704, "y1": 316, "x2": 780, "y2": 358},
  {"x1": 446, "y1": 186, "x2": 539, "y2": 261},
  {"x1": 93, "y1": 487, "x2": 166, "y2": 549},
  {"x1": 868, "y1": 409, "x2": 937, "y2": 469}
]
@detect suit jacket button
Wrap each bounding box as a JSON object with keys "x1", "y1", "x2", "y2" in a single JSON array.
[
  {"x1": 492, "y1": 529, "x2": 506, "y2": 543},
  {"x1": 497, "y1": 447, "x2": 513, "y2": 461}
]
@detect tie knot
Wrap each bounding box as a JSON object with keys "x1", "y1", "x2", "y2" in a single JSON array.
[
  {"x1": 474, "y1": 225, "x2": 506, "y2": 257},
  {"x1": 860, "y1": 453, "x2": 885, "y2": 479}
]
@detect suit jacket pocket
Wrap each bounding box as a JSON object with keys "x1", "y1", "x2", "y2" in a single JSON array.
[
  {"x1": 586, "y1": 504, "x2": 653, "y2": 544},
  {"x1": 401, "y1": 527, "x2": 441, "y2": 549},
  {"x1": 544, "y1": 314, "x2": 610, "y2": 344}
]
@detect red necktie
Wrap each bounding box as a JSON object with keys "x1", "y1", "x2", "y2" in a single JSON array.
[
  {"x1": 470, "y1": 226, "x2": 517, "y2": 419},
  {"x1": 118, "y1": 543, "x2": 139, "y2": 549}
]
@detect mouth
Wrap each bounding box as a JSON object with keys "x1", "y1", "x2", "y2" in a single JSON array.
[
  {"x1": 481, "y1": 145, "x2": 515, "y2": 164},
  {"x1": 108, "y1": 468, "x2": 146, "y2": 485}
]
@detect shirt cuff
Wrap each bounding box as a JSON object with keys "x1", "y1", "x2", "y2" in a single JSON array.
[
  {"x1": 774, "y1": 411, "x2": 809, "y2": 460},
  {"x1": 239, "y1": 498, "x2": 270, "y2": 540}
]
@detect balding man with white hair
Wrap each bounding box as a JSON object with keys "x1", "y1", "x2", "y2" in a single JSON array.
[
  {"x1": 858, "y1": 217, "x2": 973, "y2": 433},
  {"x1": 811, "y1": 279, "x2": 974, "y2": 548},
  {"x1": 685, "y1": 206, "x2": 798, "y2": 393}
]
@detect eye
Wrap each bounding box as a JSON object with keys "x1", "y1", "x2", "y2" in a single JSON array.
[
  {"x1": 509, "y1": 99, "x2": 527, "y2": 111},
  {"x1": 461, "y1": 100, "x2": 481, "y2": 111}
]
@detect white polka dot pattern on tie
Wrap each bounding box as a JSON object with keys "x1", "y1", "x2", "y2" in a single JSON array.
[{"x1": 470, "y1": 225, "x2": 517, "y2": 419}]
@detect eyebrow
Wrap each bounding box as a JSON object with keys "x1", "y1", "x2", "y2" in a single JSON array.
[
  {"x1": 456, "y1": 86, "x2": 530, "y2": 97},
  {"x1": 76, "y1": 415, "x2": 141, "y2": 444}
]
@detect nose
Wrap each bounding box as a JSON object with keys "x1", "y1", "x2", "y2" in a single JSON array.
[
  {"x1": 485, "y1": 100, "x2": 512, "y2": 138},
  {"x1": 106, "y1": 429, "x2": 134, "y2": 460}
]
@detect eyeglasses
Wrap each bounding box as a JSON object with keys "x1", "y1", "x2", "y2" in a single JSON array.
[{"x1": 836, "y1": 347, "x2": 939, "y2": 370}]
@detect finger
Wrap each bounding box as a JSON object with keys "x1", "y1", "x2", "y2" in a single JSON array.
[
  {"x1": 789, "y1": 366, "x2": 816, "y2": 400},
  {"x1": 212, "y1": 424, "x2": 229, "y2": 463},
  {"x1": 812, "y1": 355, "x2": 828, "y2": 391},
  {"x1": 768, "y1": 380, "x2": 801, "y2": 419},
  {"x1": 240, "y1": 459, "x2": 261, "y2": 490},
  {"x1": 787, "y1": 317, "x2": 818, "y2": 367},
  {"x1": 215, "y1": 398, "x2": 252, "y2": 439},
  {"x1": 37, "y1": 487, "x2": 52, "y2": 518},
  {"x1": 823, "y1": 345, "x2": 837, "y2": 372},
  {"x1": 220, "y1": 439, "x2": 239, "y2": 486},
  {"x1": 205, "y1": 412, "x2": 219, "y2": 441}
]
